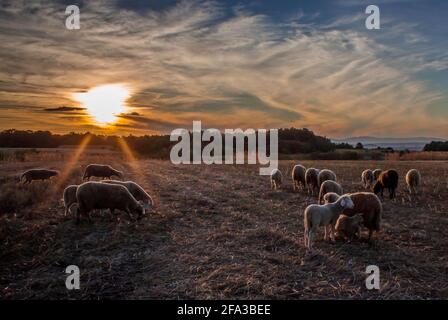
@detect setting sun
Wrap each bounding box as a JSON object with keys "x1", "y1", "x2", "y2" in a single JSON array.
[{"x1": 74, "y1": 84, "x2": 130, "y2": 125}]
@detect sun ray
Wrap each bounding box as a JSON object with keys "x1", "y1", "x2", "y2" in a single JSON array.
[{"x1": 52, "y1": 134, "x2": 92, "y2": 195}]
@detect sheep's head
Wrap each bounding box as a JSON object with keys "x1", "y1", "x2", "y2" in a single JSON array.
[
  {"x1": 133, "y1": 203, "x2": 144, "y2": 219},
  {"x1": 116, "y1": 171, "x2": 124, "y2": 180},
  {"x1": 340, "y1": 195, "x2": 354, "y2": 209},
  {"x1": 324, "y1": 192, "x2": 339, "y2": 204},
  {"x1": 139, "y1": 200, "x2": 152, "y2": 213}
]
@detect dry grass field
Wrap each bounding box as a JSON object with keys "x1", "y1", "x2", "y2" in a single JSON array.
[{"x1": 1, "y1": 151, "x2": 448, "y2": 299}]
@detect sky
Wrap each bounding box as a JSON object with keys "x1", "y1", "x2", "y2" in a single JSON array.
[{"x1": 0, "y1": 0, "x2": 447, "y2": 138}]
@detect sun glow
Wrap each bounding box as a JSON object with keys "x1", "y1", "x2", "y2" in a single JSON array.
[{"x1": 74, "y1": 84, "x2": 130, "y2": 125}]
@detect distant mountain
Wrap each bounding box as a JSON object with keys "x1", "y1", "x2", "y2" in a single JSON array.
[{"x1": 332, "y1": 136, "x2": 447, "y2": 151}]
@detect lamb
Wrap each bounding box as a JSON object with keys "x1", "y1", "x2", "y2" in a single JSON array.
[
  {"x1": 75, "y1": 181, "x2": 144, "y2": 224},
  {"x1": 361, "y1": 169, "x2": 374, "y2": 189},
  {"x1": 305, "y1": 168, "x2": 320, "y2": 196},
  {"x1": 291, "y1": 164, "x2": 306, "y2": 191},
  {"x1": 270, "y1": 169, "x2": 283, "y2": 190},
  {"x1": 323, "y1": 192, "x2": 340, "y2": 204},
  {"x1": 372, "y1": 169, "x2": 382, "y2": 181},
  {"x1": 82, "y1": 164, "x2": 123, "y2": 181},
  {"x1": 335, "y1": 215, "x2": 362, "y2": 242},
  {"x1": 406, "y1": 169, "x2": 421, "y2": 195},
  {"x1": 62, "y1": 185, "x2": 78, "y2": 216},
  {"x1": 318, "y1": 180, "x2": 343, "y2": 204},
  {"x1": 20, "y1": 169, "x2": 59, "y2": 184},
  {"x1": 318, "y1": 169, "x2": 337, "y2": 188},
  {"x1": 342, "y1": 192, "x2": 382, "y2": 242},
  {"x1": 373, "y1": 169, "x2": 399, "y2": 199},
  {"x1": 102, "y1": 180, "x2": 154, "y2": 211},
  {"x1": 303, "y1": 194, "x2": 354, "y2": 249}
]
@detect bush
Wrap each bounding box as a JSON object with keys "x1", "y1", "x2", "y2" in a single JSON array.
[{"x1": 0, "y1": 181, "x2": 49, "y2": 214}]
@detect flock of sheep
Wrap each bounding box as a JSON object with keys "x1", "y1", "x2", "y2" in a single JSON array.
[
  {"x1": 270, "y1": 165, "x2": 422, "y2": 250},
  {"x1": 19, "y1": 162, "x2": 422, "y2": 251},
  {"x1": 20, "y1": 164, "x2": 153, "y2": 224}
]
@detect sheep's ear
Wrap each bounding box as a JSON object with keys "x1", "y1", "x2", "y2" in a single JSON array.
[{"x1": 340, "y1": 198, "x2": 346, "y2": 207}]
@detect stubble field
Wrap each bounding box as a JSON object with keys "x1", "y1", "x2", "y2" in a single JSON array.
[{"x1": 1, "y1": 153, "x2": 448, "y2": 299}]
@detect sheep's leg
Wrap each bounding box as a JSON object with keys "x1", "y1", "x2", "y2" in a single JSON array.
[
  {"x1": 308, "y1": 231, "x2": 315, "y2": 250},
  {"x1": 124, "y1": 207, "x2": 134, "y2": 221},
  {"x1": 324, "y1": 226, "x2": 327, "y2": 241},
  {"x1": 330, "y1": 225, "x2": 336, "y2": 243},
  {"x1": 303, "y1": 230, "x2": 308, "y2": 247},
  {"x1": 76, "y1": 207, "x2": 81, "y2": 225}
]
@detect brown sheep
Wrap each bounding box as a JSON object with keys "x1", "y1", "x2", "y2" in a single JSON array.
[
  {"x1": 318, "y1": 180, "x2": 343, "y2": 204},
  {"x1": 305, "y1": 168, "x2": 320, "y2": 196},
  {"x1": 291, "y1": 164, "x2": 306, "y2": 191},
  {"x1": 373, "y1": 169, "x2": 399, "y2": 199},
  {"x1": 82, "y1": 164, "x2": 123, "y2": 181},
  {"x1": 335, "y1": 215, "x2": 362, "y2": 242},
  {"x1": 21, "y1": 169, "x2": 59, "y2": 184},
  {"x1": 342, "y1": 192, "x2": 382, "y2": 242}
]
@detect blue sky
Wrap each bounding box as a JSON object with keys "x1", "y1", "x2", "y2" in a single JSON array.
[{"x1": 0, "y1": 0, "x2": 447, "y2": 137}]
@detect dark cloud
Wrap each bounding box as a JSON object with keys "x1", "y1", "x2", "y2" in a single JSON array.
[{"x1": 43, "y1": 106, "x2": 86, "y2": 112}]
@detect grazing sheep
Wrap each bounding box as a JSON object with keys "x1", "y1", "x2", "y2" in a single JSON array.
[
  {"x1": 373, "y1": 169, "x2": 399, "y2": 199},
  {"x1": 342, "y1": 192, "x2": 382, "y2": 242},
  {"x1": 335, "y1": 215, "x2": 362, "y2": 242},
  {"x1": 406, "y1": 169, "x2": 421, "y2": 195},
  {"x1": 102, "y1": 180, "x2": 154, "y2": 212},
  {"x1": 291, "y1": 164, "x2": 306, "y2": 191},
  {"x1": 305, "y1": 168, "x2": 320, "y2": 196},
  {"x1": 318, "y1": 169, "x2": 337, "y2": 188},
  {"x1": 361, "y1": 169, "x2": 374, "y2": 189},
  {"x1": 323, "y1": 192, "x2": 340, "y2": 204},
  {"x1": 75, "y1": 181, "x2": 143, "y2": 224},
  {"x1": 318, "y1": 180, "x2": 343, "y2": 204},
  {"x1": 303, "y1": 194, "x2": 354, "y2": 249},
  {"x1": 82, "y1": 164, "x2": 123, "y2": 181},
  {"x1": 63, "y1": 185, "x2": 78, "y2": 216},
  {"x1": 373, "y1": 169, "x2": 382, "y2": 181},
  {"x1": 270, "y1": 169, "x2": 283, "y2": 190},
  {"x1": 20, "y1": 169, "x2": 59, "y2": 184}
]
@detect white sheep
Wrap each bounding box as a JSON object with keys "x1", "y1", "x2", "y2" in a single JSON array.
[
  {"x1": 75, "y1": 181, "x2": 144, "y2": 224},
  {"x1": 318, "y1": 180, "x2": 343, "y2": 204},
  {"x1": 317, "y1": 169, "x2": 337, "y2": 188},
  {"x1": 291, "y1": 164, "x2": 306, "y2": 191},
  {"x1": 372, "y1": 169, "x2": 382, "y2": 181},
  {"x1": 62, "y1": 185, "x2": 78, "y2": 216},
  {"x1": 101, "y1": 180, "x2": 154, "y2": 212},
  {"x1": 270, "y1": 169, "x2": 283, "y2": 190},
  {"x1": 303, "y1": 194, "x2": 354, "y2": 249},
  {"x1": 361, "y1": 169, "x2": 374, "y2": 189},
  {"x1": 406, "y1": 169, "x2": 421, "y2": 195}
]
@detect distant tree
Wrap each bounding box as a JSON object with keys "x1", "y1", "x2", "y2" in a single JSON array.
[
  {"x1": 423, "y1": 141, "x2": 448, "y2": 151},
  {"x1": 355, "y1": 142, "x2": 364, "y2": 149}
]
